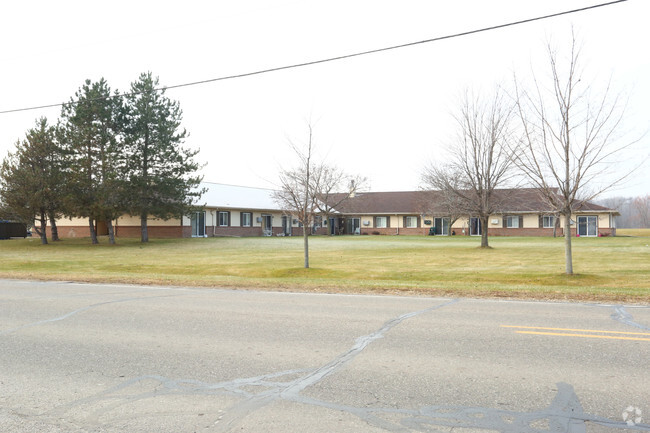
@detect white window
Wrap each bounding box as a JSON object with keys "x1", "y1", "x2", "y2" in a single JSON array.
[
  {"x1": 241, "y1": 212, "x2": 252, "y2": 227},
  {"x1": 506, "y1": 216, "x2": 519, "y2": 228},
  {"x1": 376, "y1": 216, "x2": 387, "y2": 228},
  {"x1": 543, "y1": 216, "x2": 556, "y2": 228},
  {"x1": 218, "y1": 211, "x2": 229, "y2": 227},
  {"x1": 405, "y1": 216, "x2": 418, "y2": 228}
]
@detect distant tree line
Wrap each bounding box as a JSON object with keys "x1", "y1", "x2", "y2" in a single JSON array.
[
  {"x1": 0, "y1": 72, "x2": 203, "y2": 245},
  {"x1": 596, "y1": 196, "x2": 650, "y2": 228}
]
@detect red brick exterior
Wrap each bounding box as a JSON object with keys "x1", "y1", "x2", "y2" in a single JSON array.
[
  {"x1": 360, "y1": 228, "x2": 430, "y2": 236},
  {"x1": 459, "y1": 227, "x2": 616, "y2": 237},
  {"x1": 43, "y1": 217, "x2": 616, "y2": 239},
  {"x1": 46, "y1": 225, "x2": 183, "y2": 239},
  {"x1": 117, "y1": 226, "x2": 183, "y2": 238},
  {"x1": 210, "y1": 226, "x2": 274, "y2": 237},
  {"x1": 487, "y1": 227, "x2": 562, "y2": 237},
  {"x1": 353, "y1": 226, "x2": 616, "y2": 237},
  {"x1": 46, "y1": 226, "x2": 91, "y2": 238}
]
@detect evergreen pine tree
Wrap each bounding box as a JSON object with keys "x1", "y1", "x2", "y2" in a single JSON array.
[{"x1": 123, "y1": 72, "x2": 203, "y2": 242}]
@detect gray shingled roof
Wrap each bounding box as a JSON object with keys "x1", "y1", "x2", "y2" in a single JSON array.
[
  {"x1": 328, "y1": 188, "x2": 617, "y2": 215},
  {"x1": 195, "y1": 183, "x2": 617, "y2": 215}
]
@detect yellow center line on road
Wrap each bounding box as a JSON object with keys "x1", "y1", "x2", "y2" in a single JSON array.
[
  {"x1": 501, "y1": 325, "x2": 650, "y2": 342},
  {"x1": 514, "y1": 331, "x2": 650, "y2": 342},
  {"x1": 501, "y1": 325, "x2": 650, "y2": 336}
]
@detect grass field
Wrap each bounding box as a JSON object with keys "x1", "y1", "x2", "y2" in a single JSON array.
[
  {"x1": 1, "y1": 235, "x2": 648, "y2": 303},
  {"x1": 616, "y1": 228, "x2": 650, "y2": 237}
]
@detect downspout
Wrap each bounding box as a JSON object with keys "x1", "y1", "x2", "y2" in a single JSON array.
[
  {"x1": 211, "y1": 210, "x2": 215, "y2": 237},
  {"x1": 395, "y1": 214, "x2": 399, "y2": 235}
]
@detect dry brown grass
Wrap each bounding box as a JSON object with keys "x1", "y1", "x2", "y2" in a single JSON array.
[
  {"x1": 1, "y1": 235, "x2": 648, "y2": 303},
  {"x1": 616, "y1": 228, "x2": 650, "y2": 237}
]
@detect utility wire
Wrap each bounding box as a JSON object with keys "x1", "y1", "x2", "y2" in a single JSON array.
[{"x1": 0, "y1": 0, "x2": 628, "y2": 115}]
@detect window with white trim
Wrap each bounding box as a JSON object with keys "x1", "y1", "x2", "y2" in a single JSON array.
[
  {"x1": 375, "y1": 216, "x2": 388, "y2": 228},
  {"x1": 241, "y1": 212, "x2": 252, "y2": 227},
  {"x1": 218, "y1": 211, "x2": 229, "y2": 227},
  {"x1": 506, "y1": 215, "x2": 519, "y2": 228},
  {"x1": 543, "y1": 215, "x2": 556, "y2": 228},
  {"x1": 405, "y1": 216, "x2": 418, "y2": 228}
]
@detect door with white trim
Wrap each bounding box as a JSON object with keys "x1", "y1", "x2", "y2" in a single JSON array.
[
  {"x1": 262, "y1": 214, "x2": 273, "y2": 236},
  {"x1": 191, "y1": 211, "x2": 205, "y2": 237},
  {"x1": 577, "y1": 216, "x2": 597, "y2": 236},
  {"x1": 469, "y1": 217, "x2": 481, "y2": 236}
]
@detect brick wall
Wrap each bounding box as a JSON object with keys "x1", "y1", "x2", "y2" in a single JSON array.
[
  {"x1": 488, "y1": 227, "x2": 561, "y2": 237},
  {"x1": 44, "y1": 222, "x2": 617, "y2": 239},
  {"x1": 47, "y1": 226, "x2": 90, "y2": 238},
  {"x1": 116, "y1": 226, "x2": 183, "y2": 238},
  {"x1": 212, "y1": 226, "x2": 266, "y2": 237}
]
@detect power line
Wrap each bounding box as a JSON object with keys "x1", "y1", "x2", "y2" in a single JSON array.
[{"x1": 0, "y1": 0, "x2": 628, "y2": 116}]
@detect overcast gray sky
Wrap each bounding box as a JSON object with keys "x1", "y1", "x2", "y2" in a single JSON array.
[{"x1": 1, "y1": 0, "x2": 648, "y2": 197}]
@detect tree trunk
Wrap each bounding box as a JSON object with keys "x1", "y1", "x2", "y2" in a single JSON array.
[
  {"x1": 140, "y1": 213, "x2": 149, "y2": 243},
  {"x1": 39, "y1": 210, "x2": 48, "y2": 245},
  {"x1": 88, "y1": 217, "x2": 98, "y2": 244},
  {"x1": 107, "y1": 219, "x2": 116, "y2": 245},
  {"x1": 480, "y1": 215, "x2": 489, "y2": 248},
  {"x1": 48, "y1": 210, "x2": 60, "y2": 241},
  {"x1": 303, "y1": 229, "x2": 309, "y2": 269},
  {"x1": 564, "y1": 213, "x2": 573, "y2": 275}
]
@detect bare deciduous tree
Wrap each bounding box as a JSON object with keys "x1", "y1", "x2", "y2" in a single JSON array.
[
  {"x1": 513, "y1": 34, "x2": 637, "y2": 274},
  {"x1": 632, "y1": 195, "x2": 650, "y2": 228},
  {"x1": 274, "y1": 127, "x2": 317, "y2": 268},
  {"x1": 596, "y1": 196, "x2": 631, "y2": 228},
  {"x1": 313, "y1": 165, "x2": 366, "y2": 235},
  {"x1": 275, "y1": 125, "x2": 364, "y2": 268},
  {"x1": 423, "y1": 88, "x2": 516, "y2": 247},
  {"x1": 420, "y1": 167, "x2": 467, "y2": 235}
]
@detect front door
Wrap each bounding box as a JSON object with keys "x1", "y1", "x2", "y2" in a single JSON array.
[
  {"x1": 469, "y1": 217, "x2": 481, "y2": 236},
  {"x1": 346, "y1": 218, "x2": 360, "y2": 235},
  {"x1": 577, "y1": 216, "x2": 597, "y2": 236},
  {"x1": 262, "y1": 214, "x2": 273, "y2": 236},
  {"x1": 191, "y1": 211, "x2": 205, "y2": 237},
  {"x1": 329, "y1": 218, "x2": 337, "y2": 235},
  {"x1": 433, "y1": 217, "x2": 450, "y2": 235},
  {"x1": 281, "y1": 215, "x2": 292, "y2": 236}
]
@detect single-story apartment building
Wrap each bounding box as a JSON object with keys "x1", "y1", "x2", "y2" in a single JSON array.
[
  {"x1": 51, "y1": 183, "x2": 327, "y2": 239},
  {"x1": 49, "y1": 182, "x2": 618, "y2": 238},
  {"x1": 326, "y1": 188, "x2": 617, "y2": 237}
]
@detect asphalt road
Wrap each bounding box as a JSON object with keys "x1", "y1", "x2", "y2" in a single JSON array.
[{"x1": 0, "y1": 279, "x2": 648, "y2": 432}]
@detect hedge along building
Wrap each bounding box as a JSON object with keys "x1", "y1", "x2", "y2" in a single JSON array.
[{"x1": 48, "y1": 183, "x2": 618, "y2": 239}]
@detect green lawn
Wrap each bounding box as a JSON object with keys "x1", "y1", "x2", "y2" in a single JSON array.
[{"x1": 1, "y1": 235, "x2": 648, "y2": 303}]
